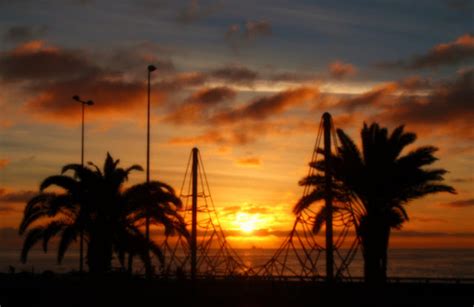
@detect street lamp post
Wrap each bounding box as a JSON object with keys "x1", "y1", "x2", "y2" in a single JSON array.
[
  {"x1": 72, "y1": 95, "x2": 94, "y2": 274},
  {"x1": 145, "y1": 65, "x2": 156, "y2": 277}
]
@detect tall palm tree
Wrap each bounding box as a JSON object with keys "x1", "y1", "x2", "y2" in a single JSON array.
[
  {"x1": 19, "y1": 153, "x2": 188, "y2": 275},
  {"x1": 295, "y1": 123, "x2": 455, "y2": 283}
]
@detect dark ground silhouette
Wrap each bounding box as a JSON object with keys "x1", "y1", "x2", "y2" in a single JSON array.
[{"x1": 1, "y1": 273, "x2": 473, "y2": 307}]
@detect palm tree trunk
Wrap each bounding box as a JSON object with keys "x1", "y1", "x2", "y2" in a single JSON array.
[
  {"x1": 127, "y1": 253, "x2": 134, "y2": 274},
  {"x1": 87, "y1": 222, "x2": 113, "y2": 275},
  {"x1": 359, "y1": 216, "x2": 387, "y2": 284},
  {"x1": 381, "y1": 226, "x2": 391, "y2": 281}
]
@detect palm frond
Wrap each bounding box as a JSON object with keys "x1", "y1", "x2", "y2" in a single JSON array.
[
  {"x1": 57, "y1": 226, "x2": 78, "y2": 264},
  {"x1": 40, "y1": 175, "x2": 78, "y2": 193},
  {"x1": 20, "y1": 227, "x2": 45, "y2": 263}
]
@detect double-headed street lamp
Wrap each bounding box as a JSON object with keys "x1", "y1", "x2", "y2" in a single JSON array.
[
  {"x1": 72, "y1": 94, "x2": 94, "y2": 274},
  {"x1": 73, "y1": 95, "x2": 94, "y2": 166}
]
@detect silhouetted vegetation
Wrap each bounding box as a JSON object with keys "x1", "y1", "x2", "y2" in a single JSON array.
[
  {"x1": 295, "y1": 123, "x2": 456, "y2": 283},
  {"x1": 19, "y1": 153, "x2": 188, "y2": 275}
]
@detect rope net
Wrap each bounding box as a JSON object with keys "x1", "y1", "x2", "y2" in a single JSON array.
[
  {"x1": 254, "y1": 114, "x2": 359, "y2": 280},
  {"x1": 159, "y1": 114, "x2": 359, "y2": 280},
  {"x1": 159, "y1": 149, "x2": 252, "y2": 278}
]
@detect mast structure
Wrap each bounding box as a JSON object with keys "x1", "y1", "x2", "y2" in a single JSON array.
[
  {"x1": 191, "y1": 147, "x2": 198, "y2": 281},
  {"x1": 323, "y1": 112, "x2": 334, "y2": 282},
  {"x1": 160, "y1": 147, "x2": 251, "y2": 278},
  {"x1": 256, "y1": 112, "x2": 358, "y2": 281}
]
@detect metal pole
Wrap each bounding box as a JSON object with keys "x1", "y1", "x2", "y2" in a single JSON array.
[
  {"x1": 323, "y1": 112, "x2": 334, "y2": 282},
  {"x1": 146, "y1": 69, "x2": 151, "y2": 245},
  {"x1": 144, "y1": 65, "x2": 156, "y2": 278},
  {"x1": 191, "y1": 147, "x2": 198, "y2": 281},
  {"x1": 81, "y1": 103, "x2": 85, "y2": 166},
  {"x1": 79, "y1": 102, "x2": 84, "y2": 274},
  {"x1": 73, "y1": 95, "x2": 93, "y2": 275}
]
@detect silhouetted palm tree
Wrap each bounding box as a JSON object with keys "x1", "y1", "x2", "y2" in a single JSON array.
[
  {"x1": 118, "y1": 181, "x2": 188, "y2": 274},
  {"x1": 295, "y1": 123, "x2": 455, "y2": 283},
  {"x1": 19, "y1": 153, "x2": 187, "y2": 275}
]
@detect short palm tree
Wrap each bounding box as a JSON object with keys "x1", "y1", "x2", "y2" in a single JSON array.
[
  {"x1": 19, "y1": 153, "x2": 188, "y2": 275},
  {"x1": 295, "y1": 123, "x2": 455, "y2": 283}
]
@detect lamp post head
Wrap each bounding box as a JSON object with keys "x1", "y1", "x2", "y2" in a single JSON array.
[
  {"x1": 86, "y1": 100, "x2": 94, "y2": 106},
  {"x1": 148, "y1": 65, "x2": 157, "y2": 72},
  {"x1": 72, "y1": 95, "x2": 80, "y2": 101}
]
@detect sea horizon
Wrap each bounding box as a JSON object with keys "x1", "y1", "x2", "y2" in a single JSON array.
[{"x1": 2, "y1": 247, "x2": 473, "y2": 279}]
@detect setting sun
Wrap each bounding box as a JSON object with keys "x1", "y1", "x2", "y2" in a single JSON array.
[{"x1": 235, "y1": 212, "x2": 260, "y2": 234}]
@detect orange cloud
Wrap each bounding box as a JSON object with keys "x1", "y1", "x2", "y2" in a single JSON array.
[
  {"x1": 25, "y1": 76, "x2": 146, "y2": 122},
  {"x1": 212, "y1": 87, "x2": 319, "y2": 123},
  {"x1": 168, "y1": 126, "x2": 259, "y2": 146},
  {"x1": 335, "y1": 82, "x2": 398, "y2": 111},
  {"x1": 236, "y1": 157, "x2": 261, "y2": 167},
  {"x1": 0, "y1": 188, "x2": 36, "y2": 215},
  {"x1": 376, "y1": 68, "x2": 473, "y2": 139},
  {"x1": 0, "y1": 188, "x2": 36, "y2": 203},
  {"x1": 329, "y1": 60, "x2": 357, "y2": 79},
  {"x1": 0, "y1": 41, "x2": 197, "y2": 123},
  {"x1": 330, "y1": 69, "x2": 472, "y2": 142},
  {"x1": 0, "y1": 40, "x2": 97, "y2": 82},
  {"x1": 0, "y1": 159, "x2": 9, "y2": 170},
  {"x1": 165, "y1": 86, "x2": 236, "y2": 124},
  {"x1": 210, "y1": 65, "x2": 258, "y2": 85},
  {"x1": 440, "y1": 198, "x2": 474, "y2": 208},
  {"x1": 378, "y1": 33, "x2": 474, "y2": 69},
  {"x1": 186, "y1": 86, "x2": 236, "y2": 105}
]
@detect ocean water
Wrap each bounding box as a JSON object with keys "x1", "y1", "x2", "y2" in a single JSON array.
[{"x1": 1, "y1": 248, "x2": 473, "y2": 278}]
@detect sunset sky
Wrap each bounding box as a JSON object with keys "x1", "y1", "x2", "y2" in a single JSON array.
[{"x1": 0, "y1": 0, "x2": 473, "y2": 250}]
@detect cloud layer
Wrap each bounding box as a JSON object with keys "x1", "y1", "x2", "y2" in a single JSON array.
[{"x1": 379, "y1": 33, "x2": 474, "y2": 69}]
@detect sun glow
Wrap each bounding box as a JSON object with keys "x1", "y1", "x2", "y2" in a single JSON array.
[{"x1": 235, "y1": 212, "x2": 260, "y2": 234}]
